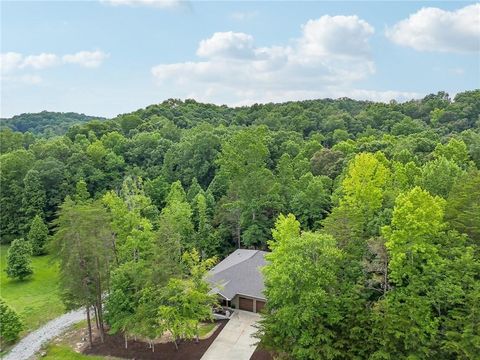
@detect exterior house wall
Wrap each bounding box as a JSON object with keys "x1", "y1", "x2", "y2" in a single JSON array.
[{"x1": 232, "y1": 295, "x2": 239, "y2": 309}]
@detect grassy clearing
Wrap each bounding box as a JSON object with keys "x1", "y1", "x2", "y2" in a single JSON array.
[
  {"x1": 72, "y1": 319, "x2": 88, "y2": 331},
  {"x1": 0, "y1": 244, "x2": 64, "y2": 335},
  {"x1": 43, "y1": 345, "x2": 105, "y2": 360},
  {"x1": 198, "y1": 322, "x2": 216, "y2": 337}
]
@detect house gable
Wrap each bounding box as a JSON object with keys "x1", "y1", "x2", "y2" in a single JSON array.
[{"x1": 207, "y1": 249, "x2": 268, "y2": 302}]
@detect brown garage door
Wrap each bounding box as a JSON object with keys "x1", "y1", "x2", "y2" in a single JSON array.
[
  {"x1": 256, "y1": 300, "x2": 266, "y2": 313},
  {"x1": 239, "y1": 297, "x2": 254, "y2": 312}
]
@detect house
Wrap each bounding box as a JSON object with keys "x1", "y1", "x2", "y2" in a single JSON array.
[{"x1": 207, "y1": 249, "x2": 268, "y2": 313}]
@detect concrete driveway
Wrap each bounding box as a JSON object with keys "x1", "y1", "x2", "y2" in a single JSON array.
[{"x1": 201, "y1": 310, "x2": 261, "y2": 360}]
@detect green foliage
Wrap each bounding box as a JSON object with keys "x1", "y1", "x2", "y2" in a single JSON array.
[
  {"x1": 0, "y1": 298, "x2": 23, "y2": 344},
  {"x1": 383, "y1": 187, "x2": 445, "y2": 286},
  {"x1": 5, "y1": 238, "x2": 33, "y2": 280},
  {"x1": 341, "y1": 153, "x2": 391, "y2": 222},
  {"x1": 1, "y1": 150, "x2": 35, "y2": 242},
  {"x1": 103, "y1": 176, "x2": 156, "y2": 264},
  {"x1": 144, "y1": 175, "x2": 170, "y2": 209},
  {"x1": 310, "y1": 148, "x2": 345, "y2": 179},
  {"x1": 1, "y1": 92, "x2": 479, "y2": 356},
  {"x1": 260, "y1": 214, "x2": 345, "y2": 359},
  {"x1": 193, "y1": 193, "x2": 220, "y2": 257},
  {"x1": 326, "y1": 152, "x2": 392, "y2": 243},
  {"x1": 433, "y1": 138, "x2": 469, "y2": 166},
  {"x1": 119, "y1": 114, "x2": 142, "y2": 135},
  {"x1": 27, "y1": 215, "x2": 49, "y2": 256},
  {"x1": 0, "y1": 245, "x2": 63, "y2": 334},
  {"x1": 105, "y1": 261, "x2": 146, "y2": 336},
  {"x1": 416, "y1": 156, "x2": 463, "y2": 198},
  {"x1": 430, "y1": 108, "x2": 445, "y2": 125},
  {"x1": 50, "y1": 198, "x2": 113, "y2": 311},
  {"x1": 445, "y1": 170, "x2": 480, "y2": 244},
  {"x1": 158, "y1": 250, "x2": 217, "y2": 347},
  {"x1": 0, "y1": 111, "x2": 103, "y2": 137},
  {"x1": 374, "y1": 187, "x2": 480, "y2": 359},
  {"x1": 131, "y1": 286, "x2": 164, "y2": 344},
  {"x1": 187, "y1": 177, "x2": 203, "y2": 203},
  {"x1": 0, "y1": 128, "x2": 28, "y2": 154},
  {"x1": 157, "y1": 181, "x2": 194, "y2": 255},
  {"x1": 290, "y1": 173, "x2": 331, "y2": 229},
  {"x1": 217, "y1": 127, "x2": 276, "y2": 247},
  {"x1": 74, "y1": 179, "x2": 90, "y2": 203},
  {"x1": 163, "y1": 127, "x2": 222, "y2": 188},
  {"x1": 104, "y1": 180, "x2": 194, "y2": 347},
  {"x1": 43, "y1": 344, "x2": 105, "y2": 360}
]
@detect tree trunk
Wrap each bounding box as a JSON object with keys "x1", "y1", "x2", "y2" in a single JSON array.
[
  {"x1": 112, "y1": 233, "x2": 119, "y2": 266},
  {"x1": 95, "y1": 296, "x2": 104, "y2": 342},
  {"x1": 95, "y1": 258, "x2": 105, "y2": 342},
  {"x1": 124, "y1": 333, "x2": 128, "y2": 349},
  {"x1": 236, "y1": 221, "x2": 241, "y2": 249},
  {"x1": 93, "y1": 305, "x2": 100, "y2": 329},
  {"x1": 383, "y1": 262, "x2": 388, "y2": 295},
  {"x1": 96, "y1": 300, "x2": 104, "y2": 342},
  {"x1": 173, "y1": 337, "x2": 179, "y2": 351},
  {"x1": 86, "y1": 305, "x2": 93, "y2": 348}
]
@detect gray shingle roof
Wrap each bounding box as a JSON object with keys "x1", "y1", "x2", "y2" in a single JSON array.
[{"x1": 207, "y1": 249, "x2": 268, "y2": 300}]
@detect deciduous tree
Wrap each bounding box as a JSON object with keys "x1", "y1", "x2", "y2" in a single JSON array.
[
  {"x1": 5, "y1": 238, "x2": 33, "y2": 280},
  {"x1": 259, "y1": 214, "x2": 345, "y2": 359},
  {"x1": 0, "y1": 298, "x2": 23, "y2": 345}
]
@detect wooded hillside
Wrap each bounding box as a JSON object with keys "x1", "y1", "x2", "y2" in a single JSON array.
[
  {"x1": 1, "y1": 90, "x2": 479, "y2": 358},
  {"x1": 0, "y1": 111, "x2": 104, "y2": 137}
]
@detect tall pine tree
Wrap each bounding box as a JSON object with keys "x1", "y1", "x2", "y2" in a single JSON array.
[
  {"x1": 21, "y1": 169, "x2": 46, "y2": 232},
  {"x1": 27, "y1": 214, "x2": 49, "y2": 256}
]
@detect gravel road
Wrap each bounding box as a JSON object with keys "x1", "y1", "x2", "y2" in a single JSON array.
[{"x1": 4, "y1": 308, "x2": 86, "y2": 360}]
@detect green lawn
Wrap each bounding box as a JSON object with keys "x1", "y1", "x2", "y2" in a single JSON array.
[
  {"x1": 198, "y1": 322, "x2": 216, "y2": 337},
  {"x1": 43, "y1": 345, "x2": 105, "y2": 360},
  {"x1": 0, "y1": 244, "x2": 65, "y2": 334}
]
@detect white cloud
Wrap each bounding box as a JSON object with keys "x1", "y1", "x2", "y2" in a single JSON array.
[
  {"x1": 101, "y1": 0, "x2": 187, "y2": 9},
  {"x1": 22, "y1": 53, "x2": 60, "y2": 69},
  {"x1": 386, "y1": 4, "x2": 480, "y2": 53},
  {"x1": 63, "y1": 50, "x2": 109, "y2": 68},
  {"x1": 0, "y1": 50, "x2": 108, "y2": 84},
  {"x1": 0, "y1": 52, "x2": 24, "y2": 74},
  {"x1": 299, "y1": 15, "x2": 374, "y2": 58},
  {"x1": 1, "y1": 50, "x2": 108, "y2": 73},
  {"x1": 197, "y1": 32, "x2": 255, "y2": 59},
  {"x1": 150, "y1": 15, "x2": 409, "y2": 106}
]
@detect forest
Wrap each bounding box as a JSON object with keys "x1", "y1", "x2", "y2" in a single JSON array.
[
  {"x1": 0, "y1": 90, "x2": 479, "y2": 359},
  {"x1": 0, "y1": 111, "x2": 103, "y2": 137}
]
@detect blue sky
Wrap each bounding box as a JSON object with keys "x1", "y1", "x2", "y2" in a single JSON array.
[{"x1": 1, "y1": 1, "x2": 479, "y2": 118}]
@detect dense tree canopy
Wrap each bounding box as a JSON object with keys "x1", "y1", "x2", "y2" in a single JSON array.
[
  {"x1": 0, "y1": 111, "x2": 103, "y2": 137},
  {"x1": 1, "y1": 90, "x2": 479, "y2": 356}
]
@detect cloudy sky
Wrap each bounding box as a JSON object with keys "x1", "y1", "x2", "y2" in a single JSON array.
[{"x1": 1, "y1": 1, "x2": 479, "y2": 118}]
